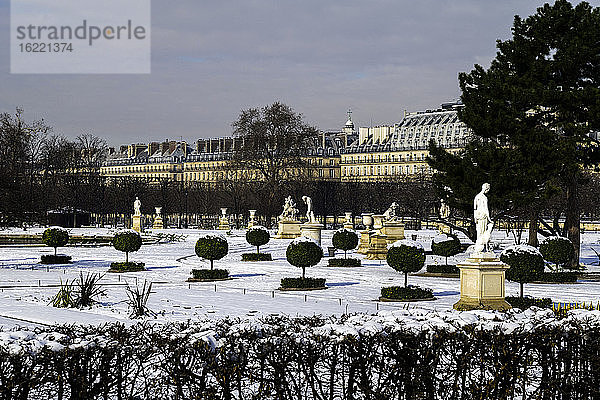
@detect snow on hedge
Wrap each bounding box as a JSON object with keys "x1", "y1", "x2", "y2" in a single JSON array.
[
  {"x1": 4, "y1": 308, "x2": 600, "y2": 355},
  {"x1": 291, "y1": 236, "x2": 320, "y2": 246},
  {"x1": 389, "y1": 238, "x2": 424, "y2": 250},
  {"x1": 46, "y1": 226, "x2": 68, "y2": 232},
  {"x1": 335, "y1": 227, "x2": 356, "y2": 235},
  {"x1": 248, "y1": 225, "x2": 269, "y2": 233},
  {"x1": 432, "y1": 234, "x2": 454, "y2": 244},
  {"x1": 115, "y1": 229, "x2": 140, "y2": 236},
  {"x1": 501, "y1": 244, "x2": 542, "y2": 258},
  {"x1": 200, "y1": 233, "x2": 227, "y2": 241}
]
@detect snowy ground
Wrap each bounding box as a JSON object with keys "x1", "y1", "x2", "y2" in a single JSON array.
[{"x1": 0, "y1": 227, "x2": 599, "y2": 328}]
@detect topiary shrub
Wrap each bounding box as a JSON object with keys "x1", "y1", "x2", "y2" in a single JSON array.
[
  {"x1": 540, "y1": 236, "x2": 576, "y2": 271},
  {"x1": 113, "y1": 230, "x2": 143, "y2": 264},
  {"x1": 190, "y1": 269, "x2": 229, "y2": 281},
  {"x1": 246, "y1": 226, "x2": 270, "y2": 254},
  {"x1": 500, "y1": 245, "x2": 545, "y2": 298},
  {"x1": 195, "y1": 234, "x2": 228, "y2": 270},
  {"x1": 431, "y1": 233, "x2": 461, "y2": 267},
  {"x1": 327, "y1": 258, "x2": 361, "y2": 267},
  {"x1": 380, "y1": 285, "x2": 434, "y2": 301},
  {"x1": 42, "y1": 227, "x2": 70, "y2": 262},
  {"x1": 332, "y1": 228, "x2": 359, "y2": 259},
  {"x1": 286, "y1": 237, "x2": 323, "y2": 280},
  {"x1": 386, "y1": 239, "x2": 426, "y2": 287}
]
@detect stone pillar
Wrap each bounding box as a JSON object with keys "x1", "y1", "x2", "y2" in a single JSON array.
[
  {"x1": 300, "y1": 223, "x2": 324, "y2": 245},
  {"x1": 132, "y1": 215, "x2": 142, "y2": 233},
  {"x1": 357, "y1": 230, "x2": 371, "y2": 254},
  {"x1": 248, "y1": 210, "x2": 257, "y2": 229},
  {"x1": 275, "y1": 220, "x2": 302, "y2": 239},
  {"x1": 343, "y1": 212, "x2": 353, "y2": 230},
  {"x1": 381, "y1": 221, "x2": 405, "y2": 244},
  {"x1": 453, "y1": 252, "x2": 512, "y2": 311},
  {"x1": 153, "y1": 207, "x2": 164, "y2": 230},
  {"x1": 366, "y1": 233, "x2": 388, "y2": 260},
  {"x1": 217, "y1": 208, "x2": 230, "y2": 231}
]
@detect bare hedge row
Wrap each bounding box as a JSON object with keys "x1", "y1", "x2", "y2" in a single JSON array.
[{"x1": 1, "y1": 313, "x2": 599, "y2": 399}]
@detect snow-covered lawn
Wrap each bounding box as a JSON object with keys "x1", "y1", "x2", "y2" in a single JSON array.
[{"x1": 0, "y1": 227, "x2": 598, "y2": 327}]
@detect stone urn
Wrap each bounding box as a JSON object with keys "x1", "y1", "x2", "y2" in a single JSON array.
[{"x1": 361, "y1": 213, "x2": 374, "y2": 229}]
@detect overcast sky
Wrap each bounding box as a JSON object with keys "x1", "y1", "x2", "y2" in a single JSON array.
[{"x1": 0, "y1": 1, "x2": 588, "y2": 147}]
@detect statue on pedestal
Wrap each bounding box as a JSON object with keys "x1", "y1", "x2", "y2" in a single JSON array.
[
  {"x1": 473, "y1": 183, "x2": 493, "y2": 253},
  {"x1": 302, "y1": 196, "x2": 316, "y2": 223},
  {"x1": 383, "y1": 202, "x2": 400, "y2": 222},
  {"x1": 279, "y1": 196, "x2": 299, "y2": 221},
  {"x1": 439, "y1": 199, "x2": 450, "y2": 220},
  {"x1": 134, "y1": 197, "x2": 142, "y2": 216}
]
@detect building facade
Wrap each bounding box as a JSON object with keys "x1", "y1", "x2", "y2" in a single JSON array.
[{"x1": 100, "y1": 102, "x2": 472, "y2": 184}]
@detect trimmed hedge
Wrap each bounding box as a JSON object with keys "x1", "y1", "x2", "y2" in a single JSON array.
[
  {"x1": 2, "y1": 313, "x2": 600, "y2": 399},
  {"x1": 195, "y1": 235, "x2": 228, "y2": 270},
  {"x1": 540, "y1": 236, "x2": 576, "y2": 270},
  {"x1": 538, "y1": 271, "x2": 579, "y2": 283},
  {"x1": 500, "y1": 245, "x2": 545, "y2": 298},
  {"x1": 426, "y1": 264, "x2": 458, "y2": 274},
  {"x1": 431, "y1": 234, "x2": 461, "y2": 266},
  {"x1": 108, "y1": 262, "x2": 146, "y2": 273},
  {"x1": 506, "y1": 296, "x2": 552, "y2": 310},
  {"x1": 241, "y1": 253, "x2": 272, "y2": 262},
  {"x1": 40, "y1": 254, "x2": 72, "y2": 264},
  {"x1": 380, "y1": 285, "x2": 434, "y2": 300},
  {"x1": 328, "y1": 258, "x2": 362, "y2": 267},
  {"x1": 280, "y1": 277, "x2": 326, "y2": 289},
  {"x1": 190, "y1": 269, "x2": 229, "y2": 280},
  {"x1": 387, "y1": 241, "x2": 425, "y2": 287}
]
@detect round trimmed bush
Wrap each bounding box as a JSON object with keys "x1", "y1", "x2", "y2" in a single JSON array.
[
  {"x1": 431, "y1": 233, "x2": 461, "y2": 267},
  {"x1": 500, "y1": 245, "x2": 545, "y2": 298},
  {"x1": 43, "y1": 227, "x2": 69, "y2": 256},
  {"x1": 286, "y1": 237, "x2": 323, "y2": 279},
  {"x1": 246, "y1": 226, "x2": 270, "y2": 254},
  {"x1": 387, "y1": 239, "x2": 426, "y2": 287},
  {"x1": 540, "y1": 236, "x2": 576, "y2": 270},
  {"x1": 195, "y1": 234, "x2": 229, "y2": 270},
  {"x1": 113, "y1": 230, "x2": 142, "y2": 263},
  {"x1": 332, "y1": 228, "x2": 359, "y2": 259}
]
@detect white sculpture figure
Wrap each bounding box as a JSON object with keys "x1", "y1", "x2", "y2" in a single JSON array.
[
  {"x1": 383, "y1": 202, "x2": 400, "y2": 221},
  {"x1": 473, "y1": 183, "x2": 493, "y2": 253},
  {"x1": 155, "y1": 207, "x2": 162, "y2": 217},
  {"x1": 279, "y1": 196, "x2": 298, "y2": 221},
  {"x1": 133, "y1": 197, "x2": 141, "y2": 216},
  {"x1": 439, "y1": 199, "x2": 450, "y2": 219},
  {"x1": 302, "y1": 196, "x2": 316, "y2": 223}
]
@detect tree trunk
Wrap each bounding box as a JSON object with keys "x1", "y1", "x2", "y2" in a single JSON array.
[
  {"x1": 257, "y1": 245, "x2": 260, "y2": 255},
  {"x1": 528, "y1": 210, "x2": 538, "y2": 247},
  {"x1": 344, "y1": 250, "x2": 347, "y2": 259},
  {"x1": 210, "y1": 260, "x2": 214, "y2": 270},
  {"x1": 126, "y1": 251, "x2": 128, "y2": 263},
  {"x1": 55, "y1": 247, "x2": 57, "y2": 257},
  {"x1": 520, "y1": 282, "x2": 524, "y2": 298},
  {"x1": 404, "y1": 272, "x2": 408, "y2": 288},
  {"x1": 302, "y1": 266, "x2": 306, "y2": 279},
  {"x1": 565, "y1": 175, "x2": 581, "y2": 268}
]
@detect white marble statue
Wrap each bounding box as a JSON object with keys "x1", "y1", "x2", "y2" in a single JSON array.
[
  {"x1": 133, "y1": 197, "x2": 141, "y2": 216},
  {"x1": 473, "y1": 183, "x2": 493, "y2": 253},
  {"x1": 155, "y1": 207, "x2": 162, "y2": 217},
  {"x1": 302, "y1": 196, "x2": 316, "y2": 223},
  {"x1": 439, "y1": 199, "x2": 450, "y2": 219},
  {"x1": 279, "y1": 196, "x2": 299, "y2": 221},
  {"x1": 383, "y1": 202, "x2": 400, "y2": 221}
]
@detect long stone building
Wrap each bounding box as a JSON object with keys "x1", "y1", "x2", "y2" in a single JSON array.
[{"x1": 100, "y1": 101, "x2": 472, "y2": 183}]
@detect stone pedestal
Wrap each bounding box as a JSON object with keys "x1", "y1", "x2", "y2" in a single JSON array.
[
  {"x1": 438, "y1": 223, "x2": 451, "y2": 234},
  {"x1": 366, "y1": 233, "x2": 388, "y2": 260},
  {"x1": 357, "y1": 230, "x2": 371, "y2": 254},
  {"x1": 153, "y1": 216, "x2": 163, "y2": 230},
  {"x1": 132, "y1": 215, "x2": 142, "y2": 233},
  {"x1": 381, "y1": 221, "x2": 405, "y2": 244},
  {"x1": 343, "y1": 212, "x2": 353, "y2": 230},
  {"x1": 300, "y1": 223, "x2": 324, "y2": 245},
  {"x1": 217, "y1": 217, "x2": 230, "y2": 231},
  {"x1": 248, "y1": 210, "x2": 257, "y2": 229},
  {"x1": 453, "y1": 253, "x2": 512, "y2": 311},
  {"x1": 275, "y1": 220, "x2": 302, "y2": 239}
]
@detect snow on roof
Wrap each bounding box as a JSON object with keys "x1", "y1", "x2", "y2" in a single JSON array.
[{"x1": 389, "y1": 239, "x2": 424, "y2": 250}]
